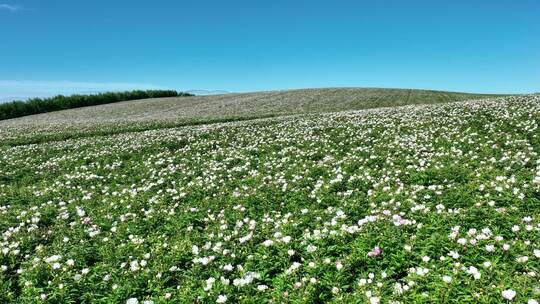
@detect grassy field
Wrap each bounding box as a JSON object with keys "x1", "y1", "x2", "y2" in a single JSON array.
[
  {"x1": 1, "y1": 90, "x2": 540, "y2": 303},
  {"x1": 0, "y1": 88, "x2": 501, "y2": 146}
]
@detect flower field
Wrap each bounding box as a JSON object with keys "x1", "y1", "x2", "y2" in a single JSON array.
[
  {"x1": 0, "y1": 88, "x2": 499, "y2": 147},
  {"x1": 1, "y1": 94, "x2": 540, "y2": 303}
]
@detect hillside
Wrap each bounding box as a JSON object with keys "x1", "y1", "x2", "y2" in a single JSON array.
[
  {"x1": 0, "y1": 94, "x2": 539, "y2": 303},
  {"x1": 0, "y1": 90, "x2": 192, "y2": 121},
  {"x1": 0, "y1": 88, "x2": 502, "y2": 145}
]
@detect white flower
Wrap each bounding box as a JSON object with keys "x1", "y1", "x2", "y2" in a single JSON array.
[
  {"x1": 76, "y1": 207, "x2": 86, "y2": 217},
  {"x1": 130, "y1": 260, "x2": 140, "y2": 271},
  {"x1": 467, "y1": 266, "x2": 481, "y2": 280},
  {"x1": 286, "y1": 262, "x2": 301, "y2": 274},
  {"x1": 221, "y1": 277, "x2": 230, "y2": 285},
  {"x1": 126, "y1": 298, "x2": 139, "y2": 304},
  {"x1": 262, "y1": 240, "x2": 274, "y2": 247},
  {"x1": 332, "y1": 287, "x2": 339, "y2": 294},
  {"x1": 306, "y1": 244, "x2": 317, "y2": 253},
  {"x1": 45, "y1": 255, "x2": 61, "y2": 263},
  {"x1": 204, "y1": 277, "x2": 216, "y2": 291},
  {"x1": 449, "y1": 251, "x2": 460, "y2": 259},
  {"x1": 517, "y1": 256, "x2": 529, "y2": 263},
  {"x1": 216, "y1": 295, "x2": 227, "y2": 303},
  {"x1": 442, "y1": 275, "x2": 452, "y2": 283},
  {"x1": 501, "y1": 289, "x2": 516, "y2": 300},
  {"x1": 257, "y1": 284, "x2": 269, "y2": 291},
  {"x1": 528, "y1": 300, "x2": 538, "y2": 304}
]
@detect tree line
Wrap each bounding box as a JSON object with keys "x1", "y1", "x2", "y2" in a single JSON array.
[{"x1": 0, "y1": 90, "x2": 193, "y2": 121}]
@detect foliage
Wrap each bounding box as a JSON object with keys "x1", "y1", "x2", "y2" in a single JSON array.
[
  {"x1": 0, "y1": 95, "x2": 539, "y2": 303},
  {"x1": 0, "y1": 90, "x2": 192, "y2": 121}
]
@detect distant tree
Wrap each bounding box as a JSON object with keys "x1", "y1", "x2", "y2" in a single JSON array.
[{"x1": 0, "y1": 90, "x2": 193, "y2": 120}]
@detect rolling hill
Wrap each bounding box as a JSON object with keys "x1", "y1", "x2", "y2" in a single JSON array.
[{"x1": 0, "y1": 88, "x2": 503, "y2": 145}]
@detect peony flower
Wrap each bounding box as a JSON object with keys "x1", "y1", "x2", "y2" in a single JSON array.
[
  {"x1": 216, "y1": 295, "x2": 227, "y2": 303},
  {"x1": 368, "y1": 246, "x2": 382, "y2": 257},
  {"x1": 126, "y1": 298, "x2": 139, "y2": 304},
  {"x1": 262, "y1": 240, "x2": 274, "y2": 247},
  {"x1": 501, "y1": 289, "x2": 516, "y2": 300}
]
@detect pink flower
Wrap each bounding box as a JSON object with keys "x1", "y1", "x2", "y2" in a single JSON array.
[{"x1": 368, "y1": 246, "x2": 382, "y2": 257}]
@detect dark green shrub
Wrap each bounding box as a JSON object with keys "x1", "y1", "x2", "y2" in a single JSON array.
[{"x1": 0, "y1": 90, "x2": 193, "y2": 120}]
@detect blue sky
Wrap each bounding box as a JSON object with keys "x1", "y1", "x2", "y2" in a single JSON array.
[{"x1": 0, "y1": 0, "x2": 539, "y2": 100}]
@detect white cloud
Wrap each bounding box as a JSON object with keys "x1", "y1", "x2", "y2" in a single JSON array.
[
  {"x1": 0, "y1": 80, "x2": 165, "y2": 101},
  {"x1": 0, "y1": 80, "x2": 163, "y2": 90},
  {"x1": 0, "y1": 4, "x2": 21, "y2": 11}
]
